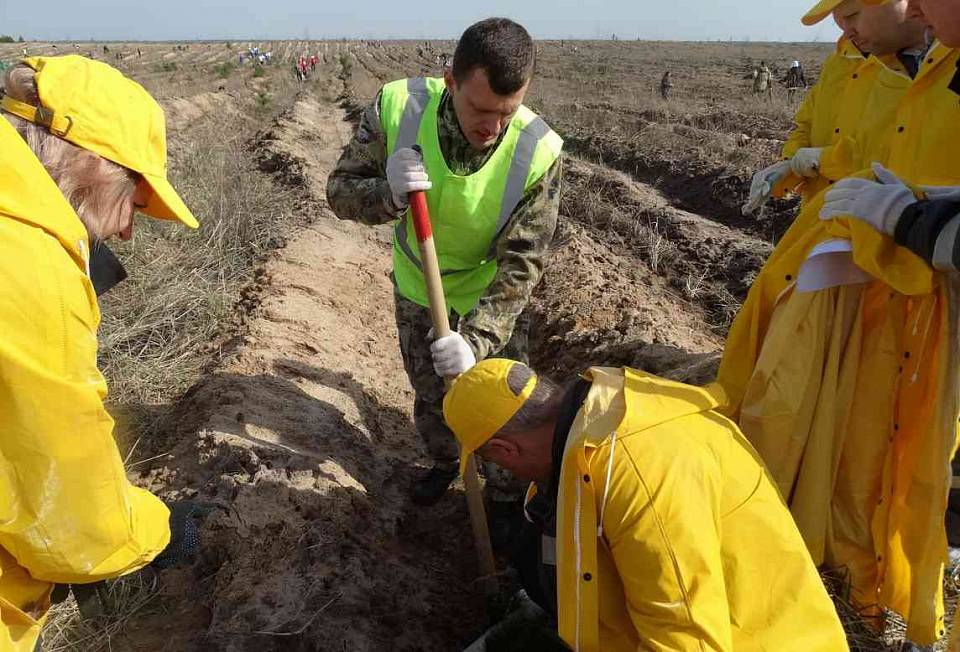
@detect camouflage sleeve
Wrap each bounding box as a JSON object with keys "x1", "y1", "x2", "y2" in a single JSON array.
[
  {"x1": 459, "y1": 155, "x2": 563, "y2": 361},
  {"x1": 325, "y1": 91, "x2": 403, "y2": 225}
]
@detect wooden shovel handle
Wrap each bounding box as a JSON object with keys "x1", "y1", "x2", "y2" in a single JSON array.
[{"x1": 408, "y1": 189, "x2": 498, "y2": 594}]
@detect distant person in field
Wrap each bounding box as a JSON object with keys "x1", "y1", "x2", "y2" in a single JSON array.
[
  {"x1": 659, "y1": 70, "x2": 673, "y2": 99},
  {"x1": 0, "y1": 55, "x2": 200, "y2": 651},
  {"x1": 785, "y1": 59, "x2": 807, "y2": 91},
  {"x1": 327, "y1": 18, "x2": 563, "y2": 538},
  {"x1": 442, "y1": 360, "x2": 849, "y2": 652},
  {"x1": 752, "y1": 60, "x2": 773, "y2": 95},
  {"x1": 743, "y1": 0, "x2": 925, "y2": 214},
  {"x1": 716, "y1": 0, "x2": 956, "y2": 645}
]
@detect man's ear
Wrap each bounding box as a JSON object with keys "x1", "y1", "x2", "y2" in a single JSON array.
[
  {"x1": 443, "y1": 68, "x2": 456, "y2": 94},
  {"x1": 482, "y1": 437, "x2": 520, "y2": 465}
]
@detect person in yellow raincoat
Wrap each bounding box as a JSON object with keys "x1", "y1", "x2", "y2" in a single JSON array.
[
  {"x1": 444, "y1": 359, "x2": 849, "y2": 652},
  {"x1": 742, "y1": 0, "x2": 925, "y2": 215},
  {"x1": 711, "y1": 3, "x2": 960, "y2": 640},
  {"x1": 0, "y1": 56, "x2": 199, "y2": 650}
]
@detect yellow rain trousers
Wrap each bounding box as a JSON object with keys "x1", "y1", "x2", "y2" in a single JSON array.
[
  {"x1": 0, "y1": 119, "x2": 170, "y2": 650},
  {"x1": 552, "y1": 367, "x2": 848, "y2": 652},
  {"x1": 712, "y1": 43, "x2": 960, "y2": 645}
]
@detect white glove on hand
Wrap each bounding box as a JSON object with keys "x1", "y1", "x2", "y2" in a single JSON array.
[
  {"x1": 920, "y1": 185, "x2": 960, "y2": 202},
  {"x1": 743, "y1": 160, "x2": 793, "y2": 215},
  {"x1": 819, "y1": 163, "x2": 917, "y2": 236},
  {"x1": 386, "y1": 147, "x2": 432, "y2": 210},
  {"x1": 789, "y1": 147, "x2": 823, "y2": 178},
  {"x1": 430, "y1": 332, "x2": 476, "y2": 378}
]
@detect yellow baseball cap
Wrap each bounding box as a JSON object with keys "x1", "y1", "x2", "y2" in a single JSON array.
[
  {"x1": 802, "y1": 0, "x2": 850, "y2": 25},
  {"x1": 443, "y1": 358, "x2": 538, "y2": 477},
  {"x1": 0, "y1": 55, "x2": 198, "y2": 228}
]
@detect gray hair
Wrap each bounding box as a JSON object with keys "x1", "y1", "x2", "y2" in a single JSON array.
[
  {"x1": 3, "y1": 64, "x2": 138, "y2": 241},
  {"x1": 498, "y1": 362, "x2": 562, "y2": 436}
]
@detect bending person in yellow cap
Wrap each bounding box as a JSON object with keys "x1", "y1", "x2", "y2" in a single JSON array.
[
  {"x1": 0, "y1": 56, "x2": 198, "y2": 650},
  {"x1": 444, "y1": 359, "x2": 849, "y2": 652},
  {"x1": 743, "y1": 0, "x2": 924, "y2": 215}
]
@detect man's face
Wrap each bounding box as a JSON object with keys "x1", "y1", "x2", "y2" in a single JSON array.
[
  {"x1": 444, "y1": 67, "x2": 529, "y2": 150},
  {"x1": 908, "y1": 0, "x2": 960, "y2": 46},
  {"x1": 836, "y1": 0, "x2": 920, "y2": 54}
]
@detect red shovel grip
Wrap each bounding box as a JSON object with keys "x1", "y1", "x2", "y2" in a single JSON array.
[{"x1": 409, "y1": 191, "x2": 432, "y2": 242}]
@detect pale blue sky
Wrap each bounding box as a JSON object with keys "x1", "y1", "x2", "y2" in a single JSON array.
[{"x1": 0, "y1": 1, "x2": 842, "y2": 43}]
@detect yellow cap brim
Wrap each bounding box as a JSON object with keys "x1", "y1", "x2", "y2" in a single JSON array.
[
  {"x1": 802, "y1": 0, "x2": 844, "y2": 25},
  {"x1": 141, "y1": 172, "x2": 199, "y2": 228}
]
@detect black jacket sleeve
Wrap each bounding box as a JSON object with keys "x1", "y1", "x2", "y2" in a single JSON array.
[{"x1": 894, "y1": 198, "x2": 960, "y2": 271}]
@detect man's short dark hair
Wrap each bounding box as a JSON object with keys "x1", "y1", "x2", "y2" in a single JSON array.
[{"x1": 452, "y1": 18, "x2": 535, "y2": 95}]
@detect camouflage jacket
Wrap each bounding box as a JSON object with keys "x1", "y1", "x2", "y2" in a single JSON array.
[{"x1": 326, "y1": 86, "x2": 563, "y2": 361}]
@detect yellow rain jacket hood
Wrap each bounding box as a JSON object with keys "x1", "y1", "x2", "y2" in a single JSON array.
[
  {"x1": 0, "y1": 117, "x2": 170, "y2": 650},
  {"x1": 552, "y1": 367, "x2": 847, "y2": 652},
  {"x1": 712, "y1": 43, "x2": 960, "y2": 645}
]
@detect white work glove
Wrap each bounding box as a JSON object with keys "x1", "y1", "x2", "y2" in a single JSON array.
[
  {"x1": 920, "y1": 185, "x2": 960, "y2": 202},
  {"x1": 789, "y1": 147, "x2": 823, "y2": 178},
  {"x1": 386, "y1": 147, "x2": 432, "y2": 210},
  {"x1": 819, "y1": 163, "x2": 917, "y2": 236},
  {"x1": 743, "y1": 160, "x2": 792, "y2": 215},
  {"x1": 430, "y1": 332, "x2": 476, "y2": 378}
]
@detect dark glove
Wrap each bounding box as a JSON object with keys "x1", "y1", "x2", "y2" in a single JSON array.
[
  {"x1": 88, "y1": 242, "x2": 128, "y2": 297},
  {"x1": 50, "y1": 581, "x2": 112, "y2": 620},
  {"x1": 151, "y1": 501, "x2": 213, "y2": 570}
]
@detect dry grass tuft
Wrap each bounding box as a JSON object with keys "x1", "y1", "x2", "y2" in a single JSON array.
[
  {"x1": 97, "y1": 120, "x2": 296, "y2": 420},
  {"x1": 41, "y1": 572, "x2": 162, "y2": 652}
]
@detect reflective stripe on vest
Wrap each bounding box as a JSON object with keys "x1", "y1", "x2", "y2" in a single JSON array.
[
  {"x1": 395, "y1": 77, "x2": 429, "y2": 151},
  {"x1": 391, "y1": 99, "x2": 554, "y2": 274}
]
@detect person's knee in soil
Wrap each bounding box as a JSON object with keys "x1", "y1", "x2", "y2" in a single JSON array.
[
  {"x1": 442, "y1": 359, "x2": 850, "y2": 651},
  {"x1": 325, "y1": 19, "x2": 562, "y2": 509}
]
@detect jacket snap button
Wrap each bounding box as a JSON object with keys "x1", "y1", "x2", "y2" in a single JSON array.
[
  {"x1": 583, "y1": 573, "x2": 592, "y2": 581},
  {"x1": 583, "y1": 474, "x2": 590, "y2": 483}
]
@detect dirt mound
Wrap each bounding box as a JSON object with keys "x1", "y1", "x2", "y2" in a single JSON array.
[
  {"x1": 560, "y1": 157, "x2": 770, "y2": 332},
  {"x1": 255, "y1": 93, "x2": 346, "y2": 196},
  {"x1": 130, "y1": 94, "x2": 485, "y2": 651},
  {"x1": 165, "y1": 91, "x2": 239, "y2": 128},
  {"x1": 530, "y1": 219, "x2": 719, "y2": 381},
  {"x1": 559, "y1": 127, "x2": 799, "y2": 241}
]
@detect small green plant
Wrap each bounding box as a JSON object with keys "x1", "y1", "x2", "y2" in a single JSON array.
[
  {"x1": 252, "y1": 64, "x2": 265, "y2": 78},
  {"x1": 215, "y1": 61, "x2": 235, "y2": 79},
  {"x1": 153, "y1": 61, "x2": 177, "y2": 73},
  {"x1": 338, "y1": 53, "x2": 353, "y2": 78},
  {"x1": 17, "y1": 35, "x2": 24, "y2": 43},
  {"x1": 255, "y1": 91, "x2": 272, "y2": 113}
]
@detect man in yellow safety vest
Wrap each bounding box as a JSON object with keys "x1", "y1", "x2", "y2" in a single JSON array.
[{"x1": 326, "y1": 18, "x2": 563, "y2": 537}]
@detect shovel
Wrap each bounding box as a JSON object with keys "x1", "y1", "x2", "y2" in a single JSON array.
[{"x1": 407, "y1": 185, "x2": 498, "y2": 600}]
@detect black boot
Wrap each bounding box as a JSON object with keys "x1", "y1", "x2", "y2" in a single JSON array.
[{"x1": 412, "y1": 465, "x2": 458, "y2": 506}]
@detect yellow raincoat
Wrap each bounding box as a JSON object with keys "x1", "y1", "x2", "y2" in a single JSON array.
[
  {"x1": 0, "y1": 118, "x2": 170, "y2": 650},
  {"x1": 712, "y1": 43, "x2": 960, "y2": 644},
  {"x1": 552, "y1": 367, "x2": 848, "y2": 652},
  {"x1": 777, "y1": 38, "x2": 866, "y2": 204}
]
